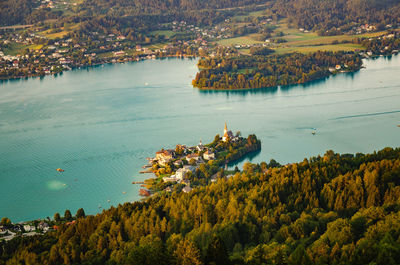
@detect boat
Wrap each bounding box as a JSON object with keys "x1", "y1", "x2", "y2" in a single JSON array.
[
  {"x1": 56, "y1": 168, "x2": 65, "y2": 172},
  {"x1": 122, "y1": 191, "x2": 127, "y2": 194},
  {"x1": 397, "y1": 125, "x2": 400, "y2": 127}
]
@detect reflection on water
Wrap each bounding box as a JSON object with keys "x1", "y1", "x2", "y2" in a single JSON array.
[
  {"x1": 198, "y1": 86, "x2": 278, "y2": 96},
  {"x1": 228, "y1": 148, "x2": 262, "y2": 168}
]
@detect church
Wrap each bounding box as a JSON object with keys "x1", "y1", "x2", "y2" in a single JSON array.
[{"x1": 222, "y1": 122, "x2": 234, "y2": 142}]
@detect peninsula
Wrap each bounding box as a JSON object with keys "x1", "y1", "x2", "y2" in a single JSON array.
[{"x1": 138, "y1": 123, "x2": 261, "y2": 195}]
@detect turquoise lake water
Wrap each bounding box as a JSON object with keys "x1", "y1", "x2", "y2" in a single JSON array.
[{"x1": 1, "y1": 56, "x2": 400, "y2": 222}]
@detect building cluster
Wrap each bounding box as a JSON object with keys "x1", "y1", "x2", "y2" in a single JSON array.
[
  {"x1": 145, "y1": 123, "x2": 238, "y2": 193},
  {"x1": 0, "y1": 28, "x2": 211, "y2": 79},
  {"x1": 171, "y1": 20, "x2": 232, "y2": 40},
  {"x1": 0, "y1": 220, "x2": 51, "y2": 242}
]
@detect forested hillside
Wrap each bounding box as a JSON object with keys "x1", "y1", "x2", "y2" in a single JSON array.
[
  {"x1": 2, "y1": 0, "x2": 400, "y2": 32},
  {"x1": 272, "y1": 0, "x2": 400, "y2": 35},
  {"x1": 1, "y1": 147, "x2": 400, "y2": 264}
]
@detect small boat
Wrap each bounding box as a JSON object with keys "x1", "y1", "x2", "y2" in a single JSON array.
[
  {"x1": 122, "y1": 191, "x2": 127, "y2": 194},
  {"x1": 56, "y1": 168, "x2": 65, "y2": 172},
  {"x1": 144, "y1": 82, "x2": 149, "y2": 86},
  {"x1": 312, "y1": 131, "x2": 316, "y2": 135},
  {"x1": 397, "y1": 125, "x2": 400, "y2": 127}
]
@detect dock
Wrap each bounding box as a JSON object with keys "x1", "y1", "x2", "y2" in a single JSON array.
[{"x1": 132, "y1": 181, "x2": 145, "y2": 184}]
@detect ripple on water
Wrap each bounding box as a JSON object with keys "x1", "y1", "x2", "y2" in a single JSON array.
[{"x1": 46, "y1": 180, "x2": 67, "y2": 191}]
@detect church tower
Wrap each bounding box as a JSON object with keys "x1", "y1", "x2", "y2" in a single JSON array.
[
  {"x1": 224, "y1": 122, "x2": 228, "y2": 135},
  {"x1": 223, "y1": 122, "x2": 231, "y2": 142}
]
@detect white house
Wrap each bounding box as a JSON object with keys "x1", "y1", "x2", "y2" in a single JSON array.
[
  {"x1": 176, "y1": 167, "x2": 192, "y2": 181},
  {"x1": 203, "y1": 150, "x2": 215, "y2": 160}
]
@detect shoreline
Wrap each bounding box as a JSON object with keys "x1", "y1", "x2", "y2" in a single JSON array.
[{"x1": 0, "y1": 55, "x2": 198, "y2": 82}]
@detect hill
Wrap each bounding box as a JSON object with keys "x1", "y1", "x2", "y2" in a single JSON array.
[{"x1": 1, "y1": 147, "x2": 400, "y2": 264}]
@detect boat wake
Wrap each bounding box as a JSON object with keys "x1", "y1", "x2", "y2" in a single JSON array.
[{"x1": 332, "y1": 110, "x2": 400, "y2": 120}]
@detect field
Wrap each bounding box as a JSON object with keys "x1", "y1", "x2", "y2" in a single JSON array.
[
  {"x1": 274, "y1": 44, "x2": 364, "y2": 54},
  {"x1": 214, "y1": 16, "x2": 388, "y2": 54},
  {"x1": 2, "y1": 43, "x2": 44, "y2": 56},
  {"x1": 216, "y1": 34, "x2": 264, "y2": 46},
  {"x1": 38, "y1": 23, "x2": 80, "y2": 39},
  {"x1": 149, "y1": 30, "x2": 176, "y2": 38}
]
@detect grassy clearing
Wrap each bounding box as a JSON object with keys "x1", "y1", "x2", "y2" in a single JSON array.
[
  {"x1": 145, "y1": 43, "x2": 168, "y2": 49},
  {"x1": 38, "y1": 24, "x2": 79, "y2": 39},
  {"x1": 28, "y1": 44, "x2": 43, "y2": 50},
  {"x1": 276, "y1": 19, "x2": 387, "y2": 48},
  {"x1": 274, "y1": 43, "x2": 364, "y2": 54},
  {"x1": 237, "y1": 68, "x2": 257, "y2": 73},
  {"x1": 216, "y1": 16, "x2": 387, "y2": 55},
  {"x1": 216, "y1": 34, "x2": 264, "y2": 46},
  {"x1": 149, "y1": 30, "x2": 175, "y2": 38},
  {"x1": 232, "y1": 10, "x2": 266, "y2": 22},
  {"x1": 3, "y1": 43, "x2": 27, "y2": 55}
]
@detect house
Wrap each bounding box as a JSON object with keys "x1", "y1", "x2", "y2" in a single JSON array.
[
  {"x1": 210, "y1": 173, "x2": 219, "y2": 183},
  {"x1": 23, "y1": 225, "x2": 35, "y2": 232},
  {"x1": 176, "y1": 167, "x2": 192, "y2": 181},
  {"x1": 114, "y1": 51, "x2": 125, "y2": 56},
  {"x1": 156, "y1": 150, "x2": 174, "y2": 166},
  {"x1": 173, "y1": 160, "x2": 183, "y2": 167},
  {"x1": 335, "y1": 65, "x2": 341, "y2": 70},
  {"x1": 203, "y1": 150, "x2": 215, "y2": 160},
  {"x1": 117, "y1": 35, "x2": 126, "y2": 40},
  {"x1": 182, "y1": 185, "x2": 192, "y2": 193},
  {"x1": 186, "y1": 153, "x2": 202, "y2": 163},
  {"x1": 38, "y1": 222, "x2": 49, "y2": 231},
  {"x1": 183, "y1": 165, "x2": 196, "y2": 172},
  {"x1": 163, "y1": 175, "x2": 177, "y2": 182}
]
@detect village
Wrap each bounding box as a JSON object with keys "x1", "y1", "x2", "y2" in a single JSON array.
[
  {"x1": 137, "y1": 123, "x2": 261, "y2": 196},
  {"x1": 0, "y1": 18, "x2": 247, "y2": 80},
  {"x1": 1, "y1": 7, "x2": 400, "y2": 81},
  {"x1": 0, "y1": 217, "x2": 77, "y2": 242}
]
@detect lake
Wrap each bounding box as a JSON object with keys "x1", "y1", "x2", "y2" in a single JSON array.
[{"x1": 1, "y1": 56, "x2": 399, "y2": 222}]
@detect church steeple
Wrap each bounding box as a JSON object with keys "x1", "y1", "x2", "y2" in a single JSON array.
[{"x1": 224, "y1": 122, "x2": 228, "y2": 134}]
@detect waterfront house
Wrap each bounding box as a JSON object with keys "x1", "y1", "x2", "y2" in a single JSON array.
[
  {"x1": 23, "y1": 225, "x2": 35, "y2": 232},
  {"x1": 156, "y1": 150, "x2": 174, "y2": 166}
]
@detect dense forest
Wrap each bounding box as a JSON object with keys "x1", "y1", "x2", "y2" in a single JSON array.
[
  {"x1": 2, "y1": 0, "x2": 400, "y2": 33},
  {"x1": 1, "y1": 147, "x2": 400, "y2": 264},
  {"x1": 271, "y1": 0, "x2": 400, "y2": 35},
  {"x1": 0, "y1": 0, "x2": 61, "y2": 26},
  {"x1": 192, "y1": 51, "x2": 362, "y2": 89}
]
